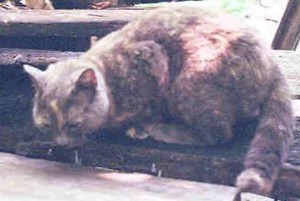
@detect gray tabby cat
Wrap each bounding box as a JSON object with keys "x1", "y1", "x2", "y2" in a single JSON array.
[{"x1": 24, "y1": 6, "x2": 294, "y2": 196}]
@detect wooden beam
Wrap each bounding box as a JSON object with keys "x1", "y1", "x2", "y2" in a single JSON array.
[
  {"x1": 272, "y1": 50, "x2": 300, "y2": 97},
  {"x1": 272, "y1": 0, "x2": 300, "y2": 50},
  {"x1": 0, "y1": 9, "x2": 144, "y2": 37},
  {"x1": 0, "y1": 152, "x2": 244, "y2": 201},
  {"x1": 0, "y1": 48, "x2": 80, "y2": 67},
  {"x1": 0, "y1": 152, "x2": 275, "y2": 201},
  {"x1": 51, "y1": 0, "x2": 118, "y2": 9},
  {"x1": 274, "y1": 164, "x2": 300, "y2": 199}
]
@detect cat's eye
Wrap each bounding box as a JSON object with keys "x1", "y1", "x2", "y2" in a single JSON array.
[
  {"x1": 42, "y1": 122, "x2": 52, "y2": 129},
  {"x1": 70, "y1": 88, "x2": 78, "y2": 95}
]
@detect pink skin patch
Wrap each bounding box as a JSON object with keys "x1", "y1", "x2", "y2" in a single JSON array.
[
  {"x1": 180, "y1": 27, "x2": 227, "y2": 75},
  {"x1": 180, "y1": 16, "x2": 243, "y2": 75}
]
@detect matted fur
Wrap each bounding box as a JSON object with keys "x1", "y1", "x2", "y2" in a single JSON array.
[{"x1": 24, "y1": 6, "x2": 294, "y2": 196}]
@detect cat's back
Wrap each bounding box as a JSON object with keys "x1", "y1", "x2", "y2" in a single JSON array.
[
  {"x1": 124, "y1": 6, "x2": 274, "y2": 117},
  {"x1": 120, "y1": 6, "x2": 247, "y2": 42}
]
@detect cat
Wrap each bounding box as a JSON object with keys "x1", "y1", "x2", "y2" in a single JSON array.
[{"x1": 24, "y1": 5, "x2": 294, "y2": 196}]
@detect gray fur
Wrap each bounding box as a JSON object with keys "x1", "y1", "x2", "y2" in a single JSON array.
[{"x1": 24, "y1": 6, "x2": 294, "y2": 195}]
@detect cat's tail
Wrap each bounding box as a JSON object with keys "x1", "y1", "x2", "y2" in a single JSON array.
[{"x1": 236, "y1": 68, "x2": 294, "y2": 195}]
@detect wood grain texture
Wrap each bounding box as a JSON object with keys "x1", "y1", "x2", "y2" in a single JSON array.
[
  {"x1": 272, "y1": 50, "x2": 300, "y2": 97},
  {"x1": 0, "y1": 152, "x2": 243, "y2": 201},
  {"x1": 0, "y1": 9, "x2": 144, "y2": 37},
  {"x1": 0, "y1": 48, "x2": 80, "y2": 67},
  {"x1": 272, "y1": 0, "x2": 300, "y2": 50}
]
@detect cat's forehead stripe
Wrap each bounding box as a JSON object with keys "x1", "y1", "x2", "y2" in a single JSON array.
[{"x1": 49, "y1": 99, "x2": 64, "y2": 129}]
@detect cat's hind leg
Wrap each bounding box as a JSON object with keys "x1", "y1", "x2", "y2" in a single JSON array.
[
  {"x1": 167, "y1": 80, "x2": 236, "y2": 146},
  {"x1": 236, "y1": 72, "x2": 294, "y2": 196}
]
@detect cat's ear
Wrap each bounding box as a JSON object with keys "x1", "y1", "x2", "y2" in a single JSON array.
[
  {"x1": 76, "y1": 68, "x2": 98, "y2": 89},
  {"x1": 23, "y1": 64, "x2": 44, "y2": 87}
]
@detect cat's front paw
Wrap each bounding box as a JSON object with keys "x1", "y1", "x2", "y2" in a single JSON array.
[
  {"x1": 236, "y1": 168, "x2": 273, "y2": 196},
  {"x1": 126, "y1": 125, "x2": 152, "y2": 140}
]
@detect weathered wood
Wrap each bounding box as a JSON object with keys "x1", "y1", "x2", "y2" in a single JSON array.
[
  {"x1": 272, "y1": 50, "x2": 300, "y2": 98},
  {"x1": 272, "y1": 0, "x2": 300, "y2": 50},
  {"x1": 1, "y1": 48, "x2": 300, "y2": 97},
  {"x1": 0, "y1": 9, "x2": 144, "y2": 37},
  {"x1": 0, "y1": 48, "x2": 80, "y2": 67},
  {"x1": 51, "y1": 0, "x2": 118, "y2": 9},
  {"x1": 0, "y1": 152, "x2": 243, "y2": 201},
  {"x1": 273, "y1": 164, "x2": 300, "y2": 200}
]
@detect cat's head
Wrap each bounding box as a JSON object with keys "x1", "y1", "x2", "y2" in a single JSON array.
[{"x1": 24, "y1": 59, "x2": 110, "y2": 146}]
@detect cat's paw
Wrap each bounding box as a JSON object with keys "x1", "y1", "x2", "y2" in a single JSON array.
[
  {"x1": 236, "y1": 168, "x2": 273, "y2": 196},
  {"x1": 126, "y1": 124, "x2": 204, "y2": 145},
  {"x1": 126, "y1": 125, "x2": 152, "y2": 140}
]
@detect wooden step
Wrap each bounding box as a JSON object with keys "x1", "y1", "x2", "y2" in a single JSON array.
[
  {"x1": 0, "y1": 152, "x2": 273, "y2": 201},
  {"x1": 0, "y1": 9, "x2": 143, "y2": 37}
]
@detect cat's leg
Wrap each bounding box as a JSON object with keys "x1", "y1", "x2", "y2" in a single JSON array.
[
  {"x1": 126, "y1": 123, "x2": 205, "y2": 146},
  {"x1": 168, "y1": 79, "x2": 236, "y2": 146},
  {"x1": 236, "y1": 74, "x2": 294, "y2": 195},
  {"x1": 127, "y1": 40, "x2": 170, "y2": 93},
  {"x1": 127, "y1": 80, "x2": 235, "y2": 146}
]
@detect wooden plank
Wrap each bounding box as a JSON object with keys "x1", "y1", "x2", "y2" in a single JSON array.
[
  {"x1": 274, "y1": 163, "x2": 300, "y2": 200},
  {"x1": 272, "y1": 50, "x2": 300, "y2": 98},
  {"x1": 0, "y1": 48, "x2": 80, "y2": 67},
  {"x1": 1, "y1": 48, "x2": 300, "y2": 97},
  {"x1": 272, "y1": 0, "x2": 300, "y2": 50},
  {"x1": 51, "y1": 0, "x2": 118, "y2": 9},
  {"x1": 0, "y1": 9, "x2": 144, "y2": 37},
  {"x1": 0, "y1": 152, "x2": 244, "y2": 201}
]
